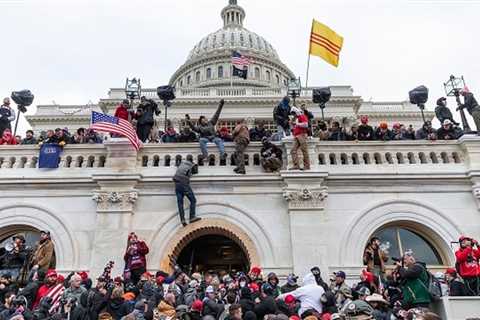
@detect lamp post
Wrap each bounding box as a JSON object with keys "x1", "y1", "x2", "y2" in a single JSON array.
[
  {"x1": 125, "y1": 78, "x2": 141, "y2": 108},
  {"x1": 444, "y1": 75, "x2": 471, "y2": 133},
  {"x1": 287, "y1": 78, "x2": 302, "y2": 107}
]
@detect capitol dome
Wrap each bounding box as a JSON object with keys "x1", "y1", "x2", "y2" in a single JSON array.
[{"x1": 169, "y1": 0, "x2": 295, "y2": 89}]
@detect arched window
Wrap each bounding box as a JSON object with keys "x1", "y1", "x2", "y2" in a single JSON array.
[
  {"x1": 180, "y1": 80, "x2": 183, "y2": 87},
  {"x1": 195, "y1": 71, "x2": 201, "y2": 83},
  {"x1": 187, "y1": 75, "x2": 191, "y2": 85},
  {"x1": 275, "y1": 74, "x2": 280, "y2": 84},
  {"x1": 254, "y1": 67, "x2": 260, "y2": 79},
  {"x1": 266, "y1": 70, "x2": 271, "y2": 81},
  {"x1": 218, "y1": 66, "x2": 224, "y2": 79},
  {"x1": 370, "y1": 226, "x2": 443, "y2": 265},
  {"x1": 206, "y1": 68, "x2": 212, "y2": 80}
]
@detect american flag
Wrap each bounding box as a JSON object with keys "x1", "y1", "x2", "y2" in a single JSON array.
[
  {"x1": 231, "y1": 51, "x2": 251, "y2": 68},
  {"x1": 90, "y1": 111, "x2": 142, "y2": 151},
  {"x1": 47, "y1": 283, "x2": 65, "y2": 313}
]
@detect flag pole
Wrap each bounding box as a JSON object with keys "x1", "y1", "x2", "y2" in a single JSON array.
[
  {"x1": 305, "y1": 19, "x2": 314, "y2": 89},
  {"x1": 230, "y1": 65, "x2": 233, "y2": 88}
]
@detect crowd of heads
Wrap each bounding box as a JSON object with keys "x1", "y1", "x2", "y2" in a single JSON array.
[{"x1": 4, "y1": 230, "x2": 480, "y2": 320}]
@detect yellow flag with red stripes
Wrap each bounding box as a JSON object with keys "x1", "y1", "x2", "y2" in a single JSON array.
[{"x1": 309, "y1": 19, "x2": 344, "y2": 67}]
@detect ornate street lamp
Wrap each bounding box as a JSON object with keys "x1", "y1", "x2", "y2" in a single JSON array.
[
  {"x1": 444, "y1": 75, "x2": 471, "y2": 133},
  {"x1": 287, "y1": 78, "x2": 302, "y2": 106},
  {"x1": 125, "y1": 77, "x2": 141, "y2": 106}
]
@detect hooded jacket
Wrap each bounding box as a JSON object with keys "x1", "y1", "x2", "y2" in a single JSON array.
[
  {"x1": 188, "y1": 100, "x2": 224, "y2": 139},
  {"x1": 173, "y1": 160, "x2": 198, "y2": 186},
  {"x1": 278, "y1": 273, "x2": 325, "y2": 316},
  {"x1": 455, "y1": 246, "x2": 480, "y2": 278},
  {"x1": 273, "y1": 97, "x2": 291, "y2": 129}
]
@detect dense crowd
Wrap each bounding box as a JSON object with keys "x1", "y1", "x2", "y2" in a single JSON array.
[
  {"x1": 1, "y1": 230, "x2": 479, "y2": 320},
  {"x1": 2, "y1": 88, "x2": 479, "y2": 148}
]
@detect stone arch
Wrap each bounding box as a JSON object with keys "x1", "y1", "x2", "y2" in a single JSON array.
[
  {"x1": 339, "y1": 199, "x2": 461, "y2": 267},
  {"x1": 0, "y1": 203, "x2": 78, "y2": 271},
  {"x1": 159, "y1": 218, "x2": 260, "y2": 272},
  {"x1": 148, "y1": 202, "x2": 275, "y2": 272}
]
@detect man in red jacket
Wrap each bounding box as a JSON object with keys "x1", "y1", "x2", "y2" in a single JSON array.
[
  {"x1": 289, "y1": 107, "x2": 310, "y2": 170},
  {"x1": 455, "y1": 235, "x2": 480, "y2": 296},
  {"x1": 114, "y1": 100, "x2": 133, "y2": 122},
  {"x1": 32, "y1": 269, "x2": 58, "y2": 309}
]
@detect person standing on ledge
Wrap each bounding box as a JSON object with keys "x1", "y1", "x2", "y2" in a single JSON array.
[
  {"x1": 186, "y1": 99, "x2": 225, "y2": 161},
  {"x1": 0, "y1": 97, "x2": 16, "y2": 137},
  {"x1": 459, "y1": 87, "x2": 480, "y2": 134},
  {"x1": 232, "y1": 119, "x2": 250, "y2": 175},
  {"x1": 173, "y1": 158, "x2": 200, "y2": 227},
  {"x1": 289, "y1": 107, "x2": 310, "y2": 171}
]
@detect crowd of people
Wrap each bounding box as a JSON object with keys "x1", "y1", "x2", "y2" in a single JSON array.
[
  {"x1": 1, "y1": 87, "x2": 479, "y2": 149},
  {"x1": 1, "y1": 227, "x2": 479, "y2": 320}
]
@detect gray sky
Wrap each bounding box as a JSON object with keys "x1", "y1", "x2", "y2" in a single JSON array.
[{"x1": 1, "y1": 0, "x2": 479, "y2": 134}]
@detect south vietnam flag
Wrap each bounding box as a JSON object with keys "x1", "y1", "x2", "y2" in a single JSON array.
[{"x1": 309, "y1": 19, "x2": 344, "y2": 67}]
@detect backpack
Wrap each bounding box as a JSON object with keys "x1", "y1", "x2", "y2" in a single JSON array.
[{"x1": 424, "y1": 270, "x2": 443, "y2": 301}]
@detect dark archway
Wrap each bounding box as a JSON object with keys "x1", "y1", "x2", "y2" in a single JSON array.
[{"x1": 176, "y1": 234, "x2": 249, "y2": 274}]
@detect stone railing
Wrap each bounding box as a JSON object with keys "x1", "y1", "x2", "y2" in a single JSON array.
[{"x1": 1, "y1": 138, "x2": 477, "y2": 174}]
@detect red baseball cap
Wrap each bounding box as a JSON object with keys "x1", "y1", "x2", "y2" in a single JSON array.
[
  {"x1": 191, "y1": 299, "x2": 203, "y2": 312},
  {"x1": 285, "y1": 294, "x2": 296, "y2": 304}
]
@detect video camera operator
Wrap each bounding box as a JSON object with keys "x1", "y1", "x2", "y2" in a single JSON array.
[
  {"x1": 394, "y1": 251, "x2": 431, "y2": 310},
  {"x1": 0, "y1": 235, "x2": 30, "y2": 282},
  {"x1": 135, "y1": 96, "x2": 161, "y2": 143},
  {"x1": 455, "y1": 235, "x2": 480, "y2": 296},
  {"x1": 0, "y1": 98, "x2": 16, "y2": 138}
]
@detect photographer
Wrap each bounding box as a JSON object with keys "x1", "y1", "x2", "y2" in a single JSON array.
[
  {"x1": 260, "y1": 137, "x2": 283, "y2": 173},
  {"x1": 415, "y1": 121, "x2": 437, "y2": 140},
  {"x1": 135, "y1": 96, "x2": 161, "y2": 143},
  {"x1": 123, "y1": 233, "x2": 149, "y2": 285},
  {"x1": 0, "y1": 235, "x2": 29, "y2": 281},
  {"x1": 395, "y1": 251, "x2": 431, "y2": 310},
  {"x1": 0, "y1": 98, "x2": 16, "y2": 138},
  {"x1": 455, "y1": 235, "x2": 480, "y2": 296},
  {"x1": 186, "y1": 99, "x2": 225, "y2": 160}
]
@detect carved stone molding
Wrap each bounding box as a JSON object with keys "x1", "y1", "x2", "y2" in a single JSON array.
[
  {"x1": 92, "y1": 191, "x2": 138, "y2": 213},
  {"x1": 472, "y1": 183, "x2": 480, "y2": 210},
  {"x1": 283, "y1": 186, "x2": 328, "y2": 210}
]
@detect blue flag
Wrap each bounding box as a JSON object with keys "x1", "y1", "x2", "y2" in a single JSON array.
[{"x1": 39, "y1": 144, "x2": 62, "y2": 169}]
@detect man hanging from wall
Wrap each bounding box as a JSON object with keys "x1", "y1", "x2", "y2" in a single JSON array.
[{"x1": 173, "y1": 158, "x2": 200, "y2": 227}]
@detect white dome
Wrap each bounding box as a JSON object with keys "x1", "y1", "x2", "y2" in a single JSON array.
[{"x1": 187, "y1": 27, "x2": 280, "y2": 62}]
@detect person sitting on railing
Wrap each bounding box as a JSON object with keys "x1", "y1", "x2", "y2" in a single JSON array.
[
  {"x1": 358, "y1": 116, "x2": 375, "y2": 141},
  {"x1": 178, "y1": 126, "x2": 197, "y2": 143},
  {"x1": 375, "y1": 122, "x2": 393, "y2": 141},
  {"x1": 328, "y1": 121, "x2": 346, "y2": 141},
  {"x1": 0, "y1": 128, "x2": 17, "y2": 145},
  {"x1": 21, "y1": 130, "x2": 37, "y2": 145},
  {"x1": 260, "y1": 137, "x2": 283, "y2": 173},
  {"x1": 436, "y1": 119, "x2": 463, "y2": 140},
  {"x1": 249, "y1": 121, "x2": 271, "y2": 142},
  {"x1": 186, "y1": 99, "x2": 225, "y2": 160},
  {"x1": 313, "y1": 120, "x2": 330, "y2": 140},
  {"x1": 161, "y1": 120, "x2": 178, "y2": 143},
  {"x1": 232, "y1": 119, "x2": 250, "y2": 175},
  {"x1": 415, "y1": 121, "x2": 437, "y2": 140},
  {"x1": 217, "y1": 126, "x2": 233, "y2": 142}
]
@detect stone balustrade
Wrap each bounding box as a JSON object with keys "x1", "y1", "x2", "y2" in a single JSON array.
[{"x1": 0, "y1": 138, "x2": 477, "y2": 173}]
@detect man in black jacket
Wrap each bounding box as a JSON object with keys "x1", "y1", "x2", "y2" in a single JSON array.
[
  {"x1": 173, "y1": 159, "x2": 199, "y2": 227},
  {"x1": 273, "y1": 97, "x2": 292, "y2": 139},
  {"x1": 435, "y1": 97, "x2": 457, "y2": 125},
  {"x1": 459, "y1": 87, "x2": 480, "y2": 134},
  {"x1": 19, "y1": 269, "x2": 45, "y2": 309},
  {"x1": 136, "y1": 96, "x2": 161, "y2": 143},
  {"x1": 187, "y1": 100, "x2": 225, "y2": 159},
  {"x1": 260, "y1": 137, "x2": 283, "y2": 173},
  {"x1": 445, "y1": 268, "x2": 466, "y2": 296}
]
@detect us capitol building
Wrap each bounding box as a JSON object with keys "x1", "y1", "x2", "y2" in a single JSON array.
[{"x1": 1, "y1": 1, "x2": 479, "y2": 316}]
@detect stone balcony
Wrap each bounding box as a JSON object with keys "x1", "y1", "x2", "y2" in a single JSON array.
[{"x1": 1, "y1": 137, "x2": 480, "y2": 180}]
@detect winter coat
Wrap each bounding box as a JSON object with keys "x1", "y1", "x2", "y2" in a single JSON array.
[
  {"x1": 107, "y1": 297, "x2": 131, "y2": 320},
  {"x1": 435, "y1": 105, "x2": 455, "y2": 124},
  {"x1": 363, "y1": 244, "x2": 388, "y2": 273},
  {"x1": 124, "y1": 241, "x2": 149, "y2": 271},
  {"x1": 253, "y1": 296, "x2": 277, "y2": 320},
  {"x1": 449, "y1": 279, "x2": 467, "y2": 296},
  {"x1": 462, "y1": 92, "x2": 480, "y2": 114},
  {"x1": 86, "y1": 288, "x2": 109, "y2": 320},
  {"x1": 202, "y1": 298, "x2": 224, "y2": 319},
  {"x1": 398, "y1": 262, "x2": 431, "y2": 307},
  {"x1": 20, "y1": 279, "x2": 41, "y2": 309},
  {"x1": 136, "y1": 100, "x2": 160, "y2": 126},
  {"x1": 114, "y1": 105, "x2": 131, "y2": 121},
  {"x1": 437, "y1": 126, "x2": 463, "y2": 140},
  {"x1": 278, "y1": 273, "x2": 325, "y2": 316},
  {"x1": 31, "y1": 239, "x2": 55, "y2": 271},
  {"x1": 249, "y1": 127, "x2": 270, "y2": 142},
  {"x1": 455, "y1": 246, "x2": 480, "y2": 278},
  {"x1": 173, "y1": 160, "x2": 197, "y2": 186},
  {"x1": 415, "y1": 127, "x2": 437, "y2": 140},
  {"x1": 358, "y1": 125, "x2": 374, "y2": 141},
  {"x1": 280, "y1": 283, "x2": 299, "y2": 294},
  {"x1": 62, "y1": 286, "x2": 88, "y2": 304},
  {"x1": 233, "y1": 124, "x2": 250, "y2": 143},
  {"x1": 273, "y1": 98, "x2": 291, "y2": 129},
  {"x1": 292, "y1": 115, "x2": 309, "y2": 137},
  {"x1": 188, "y1": 101, "x2": 224, "y2": 139},
  {"x1": 0, "y1": 106, "x2": 14, "y2": 136},
  {"x1": 156, "y1": 301, "x2": 176, "y2": 319}
]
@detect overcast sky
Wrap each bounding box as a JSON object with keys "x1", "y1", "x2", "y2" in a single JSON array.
[{"x1": 1, "y1": 0, "x2": 479, "y2": 133}]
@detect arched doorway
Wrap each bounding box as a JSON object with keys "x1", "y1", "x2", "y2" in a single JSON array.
[
  {"x1": 159, "y1": 218, "x2": 261, "y2": 273},
  {"x1": 176, "y1": 234, "x2": 249, "y2": 274}
]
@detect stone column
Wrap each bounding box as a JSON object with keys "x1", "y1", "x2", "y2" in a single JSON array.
[
  {"x1": 281, "y1": 171, "x2": 329, "y2": 276},
  {"x1": 460, "y1": 136, "x2": 480, "y2": 210},
  {"x1": 90, "y1": 139, "x2": 141, "y2": 277}
]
